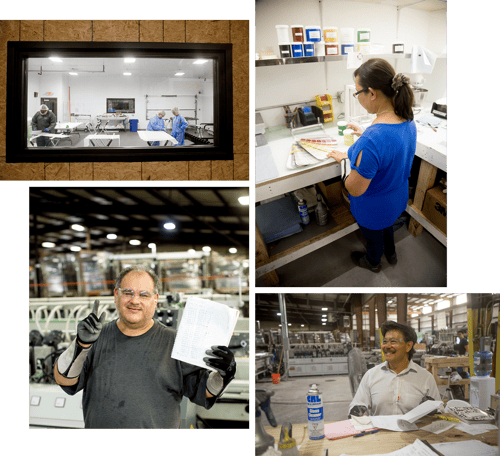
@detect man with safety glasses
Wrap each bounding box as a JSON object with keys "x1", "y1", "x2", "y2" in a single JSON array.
[
  {"x1": 348, "y1": 321, "x2": 440, "y2": 417},
  {"x1": 54, "y1": 265, "x2": 236, "y2": 428}
]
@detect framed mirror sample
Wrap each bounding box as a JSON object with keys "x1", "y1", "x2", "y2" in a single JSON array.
[{"x1": 7, "y1": 41, "x2": 233, "y2": 163}]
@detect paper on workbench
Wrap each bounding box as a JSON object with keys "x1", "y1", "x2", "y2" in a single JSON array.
[
  {"x1": 454, "y1": 422, "x2": 498, "y2": 435},
  {"x1": 351, "y1": 415, "x2": 376, "y2": 431},
  {"x1": 431, "y1": 440, "x2": 498, "y2": 456},
  {"x1": 420, "y1": 420, "x2": 456, "y2": 434},
  {"x1": 339, "y1": 438, "x2": 440, "y2": 456},
  {"x1": 370, "y1": 401, "x2": 443, "y2": 432},
  {"x1": 171, "y1": 297, "x2": 239, "y2": 371}
]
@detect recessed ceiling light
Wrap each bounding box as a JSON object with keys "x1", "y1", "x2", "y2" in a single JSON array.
[
  {"x1": 175, "y1": 72, "x2": 185, "y2": 76},
  {"x1": 164, "y1": 222, "x2": 176, "y2": 230},
  {"x1": 69, "y1": 72, "x2": 78, "y2": 75},
  {"x1": 42, "y1": 242, "x2": 55, "y2": 248},
  {"x1": 202, "y1": 246, "x2": 211, "y2": 252},
  {"x1": 71, "y1": 224, "x2": 85, "y2": 231},
  {"x1": 229, "y1": 247, "x2": 237, "y2": 254},
  {"x1": 123, "y1": 72, "x2": 132, "y2": 76},
  {"x1": 70, "y1": 246, "x2": 81, "y2": 252},
  {"x1": 129, "y1": 239, "x2": 141, "y2": 246},
  {"x1": 124, "y1": 58, "x2": 136, "y2": 63},
  {"x1": 107, "y1": 233, "x2": 117, "y2": 240},
  {"x1": 188, "y1": 249, "x2": 196, "y2": 254},
  {"x1": 49, "y1": 57, "x2": 63, "y2": 62},
  {"x1": 193, "y1": 59, "x2": 209, "y2": 65},
  {"x1": 238, "y1": 196, "x2": 249, "y2": 205},
  {"x1": 322, "y1": 307, "x2": 328, "y2": 311}
]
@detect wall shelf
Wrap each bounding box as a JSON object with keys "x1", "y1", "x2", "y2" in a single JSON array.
[{"x1": 256, "y1": 53, "x2": 412, "y2": 67}]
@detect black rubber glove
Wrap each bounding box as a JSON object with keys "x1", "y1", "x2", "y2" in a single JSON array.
[
  {"x1": 420, "y1": 395, "x2": 439, "y2": 415},
  {"x1": 77, "y1": 300, "x2": 106, "y2": 345},
  {"x1": 348, "y1": 405, "x2": 369, "y2": 418},
  {"x1": 204, "y1": 345, "x2": 236, "y2": 389}
]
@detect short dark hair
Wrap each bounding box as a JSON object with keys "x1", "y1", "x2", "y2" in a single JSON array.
[
  {"x1": 115, "y1": 265, "x2": 160, "y2": 293},
  {"x1": 380, "y1": 321, "x2": 417, "y2": 360}
]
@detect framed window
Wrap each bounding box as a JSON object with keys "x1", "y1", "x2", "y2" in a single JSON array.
[
  {"x1": 106, "y1": 98, "x2": 135, "y2": 114},
  {"x1": 7, "y1": 41, "x2": 234, "y2": 163}
]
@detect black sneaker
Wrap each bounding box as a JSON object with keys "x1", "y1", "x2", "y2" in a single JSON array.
[
  {"x1": 385, "y1": 253, "x2": 398, "y2": 265},
  {"x1": 351, "y1": 251, "x2": 381, "y2": 273}
]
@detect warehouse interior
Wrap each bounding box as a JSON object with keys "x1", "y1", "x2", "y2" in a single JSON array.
[
  {"x1": 256, "y1": 293, "x2": 500, "y2": 454},
  {"x1": 29, "y1": 186, "x2": 249, "y2": 429}
]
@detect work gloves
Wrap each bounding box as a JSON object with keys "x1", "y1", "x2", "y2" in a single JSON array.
[
  {"x1": 348, "y1": 405, "x2": 369, "y2": 418},
  {"x1": 77, "y1": 300, "x2": 107, "y2": 345},
  {"x1": 420, "y1": 395, "x2": 441, "y2": 415},
  {"x1": 204, "y1": 345, "x2": 236, "y2": 396}
]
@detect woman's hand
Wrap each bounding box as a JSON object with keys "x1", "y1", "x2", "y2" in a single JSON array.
[
  {"x1": 327, "y1": 150, "x2": 348, "y2": 163},
  {"x1": 348, "y1": 123, "x2": 364, "y2": 136}
]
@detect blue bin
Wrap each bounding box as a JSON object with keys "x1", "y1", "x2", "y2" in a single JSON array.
[{"x1": 129, "y1": 119, "x2": 139, "y2": 132}]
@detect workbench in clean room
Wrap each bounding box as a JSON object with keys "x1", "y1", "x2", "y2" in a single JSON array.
[
  {"x1": 263, "y1": 414, "x2": 496, "y2": 456},
  {"x1": 255, "y1": 105, "x2": 446, "y2": 283}
]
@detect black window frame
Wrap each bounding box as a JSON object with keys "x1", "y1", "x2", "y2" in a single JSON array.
[
  {"x1": 106, "y1": 98, "x2": 136, "y2": 114},
  {"x1": 7, "y1": 41, "x2": 233, "y2": 163}
]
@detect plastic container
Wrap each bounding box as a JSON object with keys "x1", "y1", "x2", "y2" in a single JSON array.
[
  {"x1": 291, "y1": 25, "x2": 305, "y2": 42},
  {"x1": 340, "y1": 28, "x2": 354, "y2": 43},
  {"x1": 279, "y1": 43, "x2": 292, "y2": 58},
  {"x1": 305, "y1": 26, "x2": 322, "y2": 42},
  {"x1": 344, "y1": 128, "x2": 355, "y2": 146},
  {"x1": 357, "y1": 28, "x2": 371, "y2": 42},
  {"x1": 276, "y1": 25, "x2": 290, "y2": 43},
  {"x1": 357, "y1": 42, "x2": 371, "y2": 54},
  {"x1": 271, "y1": 373, "x2": 281, "y2": 384},
  {"x1": 474, "y1": 350, "x2": 493, "y2": 377},
  {"x1": 315, "y1": 41, "x2": 326, "y2": 56},
  {"x1": 325, "y1": 43, "x2": 339, "y2": 56},
  {"x1": 341, "y1": 43, "x2": 354, "y2": 55},
  {"x1": 303, "y1": 42, "x2": 315, "y2": 56},
  {"x1": 315, "y1": 195, "x2": 328, "y2": 226},
  {"x1": 337, "y1": 121, "x2": 348, "y2": 135},
  {"x1": 129, "y1": 118, "x2": 139, "y2": 132},
  {"x1": 323, "y1": 26, "x2": 338, "y2": 42},
  {"x1": 291, "y1": 43, "x2": 304, "y2": 57},
  {"x1": 393, "y1": 43, "x2": 405, "y2": 53}
]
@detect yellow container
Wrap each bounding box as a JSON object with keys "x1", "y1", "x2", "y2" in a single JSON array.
[
  {"x1": 344, "y1": 129, "x2": 354, "y2": 146},
  {"x1": 315, "y1": 94, "x2": 334, "y2": 123},
  {"x1": 323, "y1": 26, "x2": 338, "y2": 42}
]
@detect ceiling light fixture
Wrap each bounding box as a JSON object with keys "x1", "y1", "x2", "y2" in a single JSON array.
[
  {"x1": 129, "y1": 239, "x2": 141, "y2": 246},
  {"x1": 107, "y1": 233, "x2": 117, "y2": 240},
  {"x1": 69, "y1": 72, "x2": 78, "y2": 76},
  {"x1": 49, "y1": 57, "x2": 63, "y2": 62},
  {"x1": 193, "y1": 59, "x2": 209, "y2": 65},
  {"x1": 229, "y1": 247, "x2": 237, "y2": 254},
  {"x1": 202, "y1": 246, "x2": 211, "y2": 252},
  {"x1": 238, "y1": 196, "x2": 249, "y2": 205},
  {"x1": 71, "y1": 224, "x2": 85, "y2": 231},
  {"x1": 163, "y1": 222, "x2": 176, "y2": 230},
  {"x1": 70, "y1": 246, "x2": 81, "y2": 252},
  {"x1": 123, "y1": 72, "x2": 132, "y2": 76},
  {"x1": 42, "y1": 242, "x2": 55, "y2": 248},
  {"x1": 175, "y1": 72, "x2": 185, "y2": 76},
  {"x1": 124, "y1": 58, "x2": 136, "y2": 63}
]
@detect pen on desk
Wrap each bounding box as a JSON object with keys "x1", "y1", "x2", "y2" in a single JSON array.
[
  {"x1": 354, "y1": 430, "x2": 379, "y2": 438},
  {"x1": 427, "y1": 122, "x2": 437, "y2": 132},
  {"x1": 434, "y1": 415, "x2": 460, "y2": 422},
  {"x1": 323, "y1": 450, "x2": 328, "y2": 456}
]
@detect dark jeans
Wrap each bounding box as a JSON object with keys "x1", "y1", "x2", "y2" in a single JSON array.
[{"x1": 358, "y1": 224, "x2": 396, "y2": 266}]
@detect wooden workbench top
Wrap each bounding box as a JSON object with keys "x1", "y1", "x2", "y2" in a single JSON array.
[{"x1": 264, "y1": 415, "x2": 497, "y2": 456}]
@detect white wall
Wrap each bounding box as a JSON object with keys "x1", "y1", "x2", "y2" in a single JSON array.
[{"x1": 256, "y1": 0, "x2": 447, "y2": 128}]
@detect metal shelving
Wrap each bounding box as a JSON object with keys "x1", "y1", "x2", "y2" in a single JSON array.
[{"x1": 256, "y1": 53, "x2": 412, "y2": 67}]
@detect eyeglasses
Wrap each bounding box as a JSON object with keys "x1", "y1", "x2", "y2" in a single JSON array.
[
  {"x1": 353, "y1": 89, "x2": 368, "y2": 98},
  {"x1": 117, "y1": 288, "x2": 156, "y2": 300},
  {"x1": 382, "y1": 338, "x2": 404, "y2": 346}
]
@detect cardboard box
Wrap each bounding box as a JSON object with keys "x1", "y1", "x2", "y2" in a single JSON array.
[
  {"x1": 422, "y1": 184, "x2": 447, "y2": 234},
  {"x1": 318, "y1": 176, "x2": 343, "y2": 207}
]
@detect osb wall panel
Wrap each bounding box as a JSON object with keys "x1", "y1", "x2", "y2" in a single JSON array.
[
  {"x1": 140, "y1": 21, "x2": 164, "y2": 42},
  {"x1": 0, "y1": 20, "x2": 249, "y2": 181}
]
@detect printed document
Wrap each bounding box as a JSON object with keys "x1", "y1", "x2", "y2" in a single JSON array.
[
  {"x1": 340, "y1": 438, "x2": 440, "y2": 456},
  {"x1": 171, "y1": 297, "x2": 239, "y2": 370},
  {"x1": 371, "y1": 401, "x2": 443, "y2": 432}
]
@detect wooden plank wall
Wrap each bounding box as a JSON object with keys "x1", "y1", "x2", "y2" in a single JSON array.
[{"x1": 0, "y1": 20, "x2": 249, "y2": 181}]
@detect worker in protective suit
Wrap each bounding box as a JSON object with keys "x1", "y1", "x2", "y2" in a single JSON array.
[
  {"x1": 171, "y1": 107, "x2": 188, "y2": 146},
  {"x1": 146, "y1": 110, "x2": 166, "y2": 146},
  {"x1": 32, "y1": 104, "x2": 57, "y2": 147}
]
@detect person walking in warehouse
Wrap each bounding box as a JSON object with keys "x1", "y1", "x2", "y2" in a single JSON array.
[
  {"x1": 53, "y1": 265, "x2": 236, "y2": 429},
  {"x1": 457, "y1": 330, "x2": 469, "y2": 355},
  {"x1": 348, "y1": 321, "x2": 440, "y2": 417},
  {"x1": 171, "y1": 106, "x2": 188, "y2": 145},
  {"x1": 31, "y1": 104, "x2": 57, "y2": 147},
  {"x1": 327, "y1": 58, "x2": 416, "y2": 273},
  {"x1": 146, "y1": 110, "x2": 167, "y2": 146}
]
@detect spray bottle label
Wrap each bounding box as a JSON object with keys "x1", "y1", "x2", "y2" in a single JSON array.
[{"x1": 307, "y1": 394, "x2": 325, "y2": 439}]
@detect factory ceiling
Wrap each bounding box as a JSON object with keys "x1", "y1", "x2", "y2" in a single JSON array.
[{"x1": 30, "y1": 187, "x2": 249, "y2": 257}]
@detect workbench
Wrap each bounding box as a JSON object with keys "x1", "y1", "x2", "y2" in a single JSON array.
[
  {"x1": 425, "y1": 356, "x2": 470, "y2": 400},
  {"x1": 137, "y1": 130, "x2": 179, "y2": 146},
  {"x1": 264, "y1": 415, "x2": 497, "y2": 456}
]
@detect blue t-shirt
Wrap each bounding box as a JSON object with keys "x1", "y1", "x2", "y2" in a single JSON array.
[{"x1": 347, "y1": 120, "x2": 417, "y2": 230}]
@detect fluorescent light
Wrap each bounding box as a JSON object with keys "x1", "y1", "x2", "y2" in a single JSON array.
[
  {"x1": 71, "y1": 224, "x2": 85, "y2": 231},
  {"x1": 49, "y1": 57, "x2": 63, "y2": 62},
  {"x1": 163, "y1": 222, "x2": 176, "y2": 230},
  {"x1": 322, "y1": 315, "x2": 327, "y2": 317},
  {"x1": 202, "y1": 246, "x2": 211, "y2": 252},
  {"x1": 129, "y1": 239, "x2": 141, "y2": 246},
  {"x1": 322, "y1": 318, "x2": 327, "y2": 322},
  {"x1": 69, "y1": 72, "x2": 78, "y2": 75},
  {"x1": 288, "y1": 323, "x2": 292, "y2": 326},
  {"x1": 70, "y1": 246, "x2": 81, "y2": 252},
  {"x1": 123, "y1": 72, "x2": 132, "y2": 76},
  {"x1": 322, "y1": 307, "x2": 328, "y2": 311},
  {"x1": 193, "y1": 59, "x2": 209, "y2": 64},
  {"x1": 277, "y1": 312, "x2": 281, "y2": 316},
  {"x1": 188, "y1": 249, "x2": 196, "y2": 254},
  {"x1": 124, "y1": 58, "x2": 136, "y2": 63},
  {"x1": 238, "y1": 196, "x2": 249, "y2": 205},
  {"x1": 42, "y1": 242, "x2": 55, "y2": 248},
  {"x1": 322, "y1": 323, "x2": 326, "y2": 326},
  {"x1": 175, "y1": 72, "x2": 185, "y2": 76},
  {"x1": 107, "y1": 233, "x2": 117, "y2": 240},
  {"x1": 301, "y1": 324, "x2": 305, "y2": 327},
  {"x1": 229, "y1": 247, "x2": 237, "y2": 254},
  {"x1": 148, "y1": 243, "x2": 156, "y2": 249}
]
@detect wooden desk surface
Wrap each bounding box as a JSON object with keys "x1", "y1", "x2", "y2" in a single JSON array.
[{"x1": 264, "y1": 415, "x2": 498, "y2": 456}]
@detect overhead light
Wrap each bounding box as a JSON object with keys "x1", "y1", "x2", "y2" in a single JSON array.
[
  {"x1": 123, "y1": 72, "x2": 132, "y2": 76},
  {"x1": 148, "y1": 243, "x2": 156, "y2": 249},
  {"x1": 124, "y1": 58, "x2": 136, "y2": 63},
  {"x1": 322, "y1": 323, "x2": 326, "y2": 326},
  {"x1": 129, "y1": 239, "x2": 141, "y2": 246},
  {"x1": 322, "y1": 314, "x2": 327, "y2": 317},
  {"x1": 322, "y1": 307, "x2": 328, "y2": 311},
  {"x1": 229, "y1": 247, "x2": 237, "y2": 254},
  {"x1": 71, "y1": 224, "x2": 85, "y2": 231},
  {"x1": 411, "y1": 313, "x2": 418, "y2": 318},
  {"x1": 277, "y1": 312, "x2": 281, "y2": 316},
  {"x1": 69, "y1": 72, "x2": 78, "y2": 76},
  {"x1": 107, "y1": 233, "x2": 117, "y2": 240},
  {"x1": 288, "y1": 323, "x2": 292, "y2": 326},
  {"x1": 321, "y1": 318, "x2": 327, "y2": 322},
  {"x1": 70, "y1": 246, "x2": 81, "y2": 252},
  {"x1": 42, "y1": 242, "x2": 55, "y2": 248},
  {"x1": 193, "y1": 59, "x2": 209, "y2": 65},
  {"x1": 202, "y1": 246, "x2": 211, "y2": 252},
  {"x1": 49, "y1": 57, "x2": 63, "y2": 62},
  {"x1": 301, "y1": 324, "x2": 305, "y2": 327},
  {"x1": 188, "y1": 248, "x2": 196, "y2": 254},
  {"x1": 175, "y1": 72, "x2": 185, "y2": 76},
  {"x1": 163, "y1": 222, "x2": 176, "y2": 230},
  {"x1": 238, "y1": 196, "x2": 249, "y2": 205}
]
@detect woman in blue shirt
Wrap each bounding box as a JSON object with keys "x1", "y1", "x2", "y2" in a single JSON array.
[{"x1": 327, "y1": 58, "x2": 416, "y2": 272}]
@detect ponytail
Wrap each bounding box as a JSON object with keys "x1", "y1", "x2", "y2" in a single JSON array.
[{"x1": 392, "y1": 73, "x2": 414, "y2": 121}]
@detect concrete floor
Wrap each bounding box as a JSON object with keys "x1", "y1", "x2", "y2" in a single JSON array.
[
  {"x1": 256, "y1": 374, "x2": 450, "y2": 429},
  {"x1": 257, "y1": 222, "x2": 447, "y2": 287}
]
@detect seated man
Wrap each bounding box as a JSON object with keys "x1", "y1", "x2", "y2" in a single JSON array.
[{"x1": 349, "y1": 321, "x2": 440, "y2": 417}]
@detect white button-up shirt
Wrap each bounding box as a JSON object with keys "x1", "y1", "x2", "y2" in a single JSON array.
[{"x1": 349, "y1": 360, "x2": 440, "y2": 416}]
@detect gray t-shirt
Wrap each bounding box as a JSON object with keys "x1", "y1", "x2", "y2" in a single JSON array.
[{"x1": 60, "y1": 319, "x2": 216, "y2": 428}]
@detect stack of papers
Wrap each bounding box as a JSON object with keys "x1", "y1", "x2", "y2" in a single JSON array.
[{"x1": 370, "y1": 401, "x2": 443, "y2": 432}]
